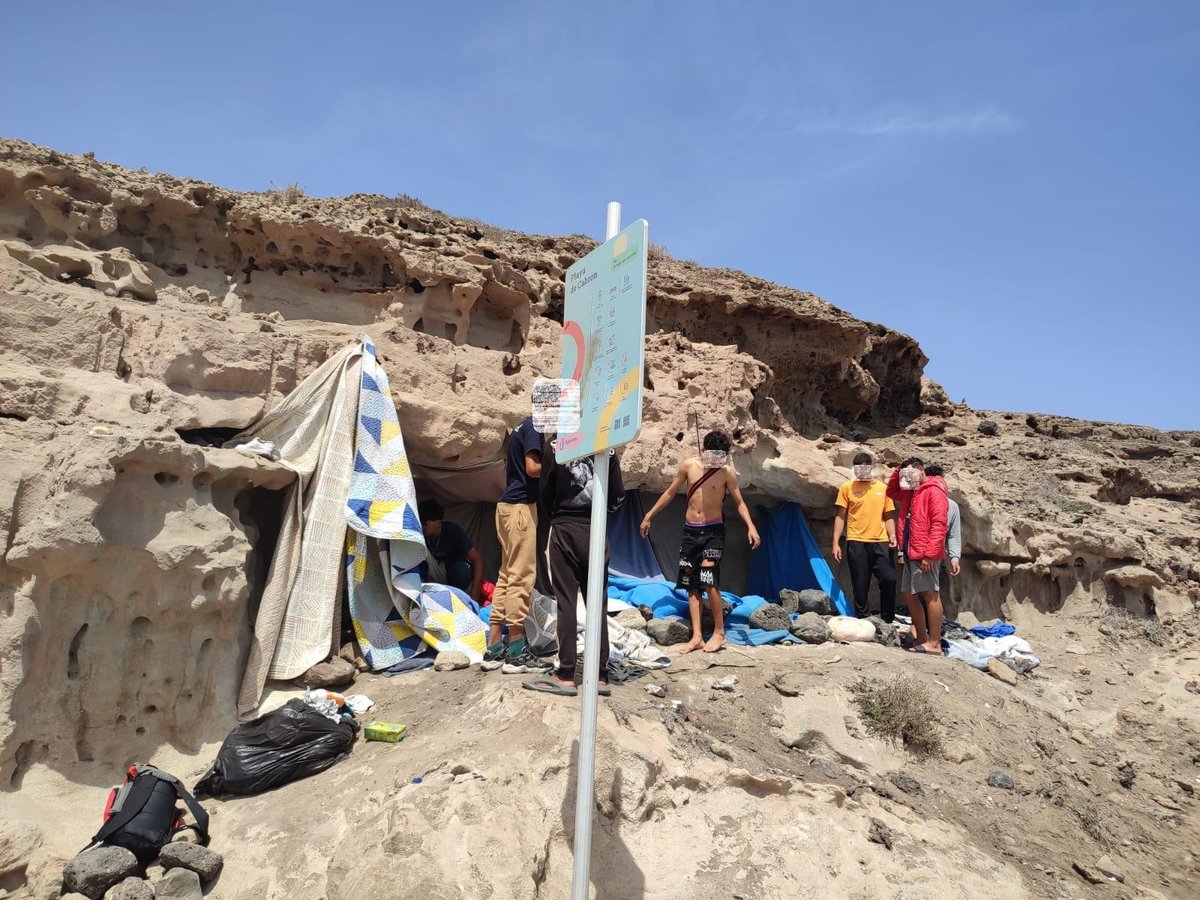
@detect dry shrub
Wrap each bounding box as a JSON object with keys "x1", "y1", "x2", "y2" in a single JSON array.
[
  {"x1": 266, "y1": 181, "x2": 307, "y2": 206},
  {"x1": 1098, "y1": 604, "x2": 1166, "y2": 646},
  {"x1": 459, "y1": 216, "x2": 507, "y2": 239},
  {"x1": 648, "y1": 242, "x2": 672, "y2": 261},
  {"x1": 393, "y1": 192, "x2": 429, "y2": 210},
  {"x1": 851, "y1": 676, "x2": 943, "y2": 757}
]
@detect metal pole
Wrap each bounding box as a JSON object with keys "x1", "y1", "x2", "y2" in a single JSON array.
[{"x1": 570, "y1": 200, "x2": 621, "y2": 900}]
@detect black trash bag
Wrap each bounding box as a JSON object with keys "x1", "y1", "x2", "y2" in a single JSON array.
[{"x1": 195, "y1": 699, "x2": 358, "y2": 797}]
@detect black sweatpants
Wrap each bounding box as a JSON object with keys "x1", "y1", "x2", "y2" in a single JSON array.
[
  {"x1": 846, "y1": 540, "x2": 897, "y2": 621},
  {"x1": 549, "y1": 519, "x2": 610, "y2": 681}
]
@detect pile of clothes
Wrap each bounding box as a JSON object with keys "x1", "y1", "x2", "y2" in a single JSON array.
[{"x1": 933, "y1": 618, "x2": 1041, "y2": 674}]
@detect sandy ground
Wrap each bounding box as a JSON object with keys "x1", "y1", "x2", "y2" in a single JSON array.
[{"x1": 9, "y1": 600, "x2": 1198, "y2": 900}]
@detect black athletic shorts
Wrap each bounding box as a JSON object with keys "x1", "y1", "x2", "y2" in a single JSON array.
[{"x1": 676, "y1": 522, "x2": 725, "y2": 592}]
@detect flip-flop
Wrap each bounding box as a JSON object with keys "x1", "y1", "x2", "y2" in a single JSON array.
[
  {"x1": 912, "y1": 646, "x2": 945, "y2": 655},
  {"x1": 598, "y1": 683, "x2": 612, "y2": 697},
  {"x1": 522, "y1": 674, "x2": 577, "y2": 696}
]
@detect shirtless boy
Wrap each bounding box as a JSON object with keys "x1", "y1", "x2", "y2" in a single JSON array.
[{"x1": 640, "y1": 430, "x2": 761, "y2": 653}]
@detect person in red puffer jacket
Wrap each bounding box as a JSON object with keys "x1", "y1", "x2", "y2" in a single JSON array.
[{"x1": 898, "y1": 464, "x2": 949, "y2": 654}]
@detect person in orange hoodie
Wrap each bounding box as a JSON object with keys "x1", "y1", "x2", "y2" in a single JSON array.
[{"x1": 898, "y1": 463, "x2": 950, "y2": 653}]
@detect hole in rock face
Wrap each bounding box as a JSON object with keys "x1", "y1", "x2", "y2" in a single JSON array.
[
  {"x1": 135, "y1": 727, "x2": 146, "y2": 736},
  {"x1": 154, "y1": 472, "x2": 179, "y2": 486},
  {"x1": 176, "y1": 426, "x2": 243, "y2": 448},
  {"x1": 67, "y1": 624, "x2": 88, "y2": 680},
  {"x1": 10, "y1": 741, "x2": 37, "y2": 789},
  {"x1": 193, "y1": 472, "x2": 213, "y2": 491},
  {"x1": 234, "y1": 485, "x2": 288, "y2": 623},
  {"x1": 144, "y1": 705, "x2": 158, "y2": 714}
]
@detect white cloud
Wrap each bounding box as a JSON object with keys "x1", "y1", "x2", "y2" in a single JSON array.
[{"x1": 793, "y1": 107, "x2": 1017, "y2": 137}]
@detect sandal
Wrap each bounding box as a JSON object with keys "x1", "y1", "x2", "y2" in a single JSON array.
[
  {"x1": 522, "y1": 674, "x2": 577, "y2": 696},
  {"x1": 598, "y1": 682, "x2": 612, "y2": 697}
]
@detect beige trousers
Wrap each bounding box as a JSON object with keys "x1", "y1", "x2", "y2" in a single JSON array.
[{"x1": 494, "y1": 502, "x2": 537, "y2": 627}]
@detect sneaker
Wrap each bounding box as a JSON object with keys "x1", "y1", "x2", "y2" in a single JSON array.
[
  {"x1": 502, "y1": 643, "x2": 552, "y2": 675},
  {"x1": 480, "y1": 641, "x2": 507, "y2": 672}
]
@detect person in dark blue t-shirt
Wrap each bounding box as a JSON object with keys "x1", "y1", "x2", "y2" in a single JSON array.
[
  {"x1": 485, "y1": 416, "x2": 546, "y2": 673},
  {"x1": 417, "y1": 499, "x2": 483, "y2": 601}
]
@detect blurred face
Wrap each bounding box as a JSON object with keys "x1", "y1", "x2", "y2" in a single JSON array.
[
  {"x1": 852, "y1": 463, "x2": 874, "y2": 481},
  {"x1": 899, "y1": 466, "x2": 925, "y2": 489},
  {"x1": 702, "y1": 449, "x2": 729, "y2": 468},
  {"x1": 421, "y1": 519, "x2": 441, "y2": 537}
]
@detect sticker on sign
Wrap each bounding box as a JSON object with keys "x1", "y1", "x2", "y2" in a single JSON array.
[{"x1": 532, "y1": 378, "x2": 581, "y2": 433}]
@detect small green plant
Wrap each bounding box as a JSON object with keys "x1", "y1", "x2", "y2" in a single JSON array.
[{"x1": 850, "y1": 676, "x2": 943, "y2": 756}]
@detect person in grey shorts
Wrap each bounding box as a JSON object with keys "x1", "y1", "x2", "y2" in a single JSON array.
[{"x1": 897, "y1": 464, "x2": 949, "y2": 654}]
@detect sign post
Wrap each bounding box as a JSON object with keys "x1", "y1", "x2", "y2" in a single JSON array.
[{"x1": 556, "y1": 202, "x2": 648, "y2": 900}]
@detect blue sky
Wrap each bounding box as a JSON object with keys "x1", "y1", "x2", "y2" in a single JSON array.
[{"x1": 4, "y1": 2, "x2": 1197, "y2": 429}]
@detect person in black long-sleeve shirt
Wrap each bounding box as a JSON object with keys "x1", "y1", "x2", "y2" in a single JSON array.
[{"x1": 522, "y1": 442, "x2": 625, "y2": 696}]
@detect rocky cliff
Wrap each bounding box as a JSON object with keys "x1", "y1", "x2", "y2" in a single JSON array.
[{"x1": 0, "y1": 138, "x2": 1198, "y2": 890}]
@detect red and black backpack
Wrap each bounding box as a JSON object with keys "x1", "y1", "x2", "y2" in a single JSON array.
[{"x1": 85, "y1": 764, "x2": 210, "y2": 864}]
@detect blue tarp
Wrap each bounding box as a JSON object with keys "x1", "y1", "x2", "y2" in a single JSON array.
[
  {"x1": 533, "y1": 499, "x2": 846, "y2": 647},
  {"x1": 606, "y1": 493, "x2": 666, "y2": 581},
  {"x1": 606, "y1": 574, "x2": 796, "y2": 646},
  {"x1": 746, "y1": 502, "x2": 853, "y2": 617}
]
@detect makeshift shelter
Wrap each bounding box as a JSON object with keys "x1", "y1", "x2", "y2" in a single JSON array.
[
  {"x1": 603, "y1": 495, "x2": 851, "y2": 645},
  {"x1": 605, "y1": 495, "x2": 849, "y2": 613},
  {"x1": 234, "y1": 337, "x2": 487, "y2": 717}
]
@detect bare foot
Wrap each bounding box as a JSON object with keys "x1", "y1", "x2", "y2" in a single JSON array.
[
  {"x1": 678, "y1": 637, "x2": 705, "y2": 655},
  {"x1": 702, "y1": 633, "x2": 726, "y2": 653},
  {"x1": 920, "y1": 641, "x2": 942, "y2": 654}
]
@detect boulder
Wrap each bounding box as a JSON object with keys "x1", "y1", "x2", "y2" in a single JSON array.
[
  {"x1": 978, "y1": 420, "x2": 999, "y2": 436},
  {"x1": 985, "y1": 657, "x2": 1018, "y2": 686},
  {"x1": 867, "y1": 615, "x2": 900, "y2": 647},
  {"x1": 789, "y1": 612, "x2": 829, "y2": 644},
  {"x1": 828, "y1": 616, "x2": 876, "y2": 643},
  {"x1": 62, "y1": 847, "x2": 139, "y2": 900},
  {"x1": 889, "y1": 773, "x2": 923, "y2": 795},
  {"x1": 780, "y1": 588, "x2": 831, "y2": 616},
  {"x1": 0, "y1": 815, "x2": 42, "y2": 880},
  {"x1": 298, "y1": 656, "x2": 356, "y2": 688},
  {"x1": 433, "y1": 651, "x2": 471, "y2": 671},
  {"x1": 778, "y1": 590, "x2": 800, "y2": 615},
  {"x1": 748, "y1": 602, "x2": 791, "y2": 632},
  {"x1": 104, "y1": 877, "x2": 155, "y2": 900},
  {"x1": 647, "y1": 618, "x2": 691, "y2": 646},
  {"x1": 158, "y1": 842, "x2": 224, "y2": 882},
  {"x1": 987, "y1": 771, "x2": 1015, "y2": 790},
  {"x1": 701, "y1": 599, "x2": 733, "y2": 631},
  {"x1": 613, "y1": 608, "x2": 647, "y2": 632},
  {"x1": 867, "y1": 818, "x2": 894, "y2": 850},
  {"x1": 155, "y1": 867, "x2": 203, "y2": 900}
]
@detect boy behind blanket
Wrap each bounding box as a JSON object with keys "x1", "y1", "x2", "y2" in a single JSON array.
[{"x1": 641, "y1": 430, "x2": 760, "y2": 653}]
